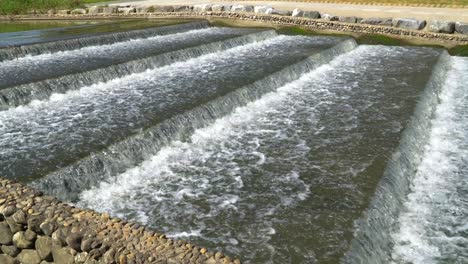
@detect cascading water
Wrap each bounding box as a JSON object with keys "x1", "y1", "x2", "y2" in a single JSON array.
[
  {"x1": 391, "y1": 56, "x2": 468, "y2": 264},
  {"x1": 77, "y1": 45, "x2": 441, "y2": 263},
  {"x1": 1, "y1": 20, "x2": 467, "y2": 264},
  {"x1": 29, "y1": 37, "x2": 356, "y2": 201},
  {"x1": 0, "y1": 21, "x2": 209, "y2": 62},
  {"x1": 342, "y1": 52, "x2": 452, "y2": 264},
  {"x1": 0, "y1": 29, "x2": 276, "y2": 109}
]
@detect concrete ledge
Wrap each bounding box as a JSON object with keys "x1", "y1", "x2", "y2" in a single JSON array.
[{"x1": 0, "y1": 178, "x2": 239, "y2": 264}]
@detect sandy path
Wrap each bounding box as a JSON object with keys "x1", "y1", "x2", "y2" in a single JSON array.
[{"x1": 108, "y1": 0, "x2": 468, "y2": 22}]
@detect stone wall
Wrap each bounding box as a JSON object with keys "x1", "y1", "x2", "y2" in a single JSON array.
[
  {"x1": 61, "y1": 4, "x2": 468, "y2": 37},
  {"x1": 0, "y1": 178, "x2": 239, "y2": 264}
]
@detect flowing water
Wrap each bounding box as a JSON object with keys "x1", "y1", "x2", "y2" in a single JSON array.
[{"x1": 0, "y1": 20, "x2": 467, "y2": 263}]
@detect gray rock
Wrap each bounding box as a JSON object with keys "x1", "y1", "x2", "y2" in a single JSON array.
[
  {"x1": 35, "y1": 236, "x2": 53, "y2": 261},
  {"x1": 173, "y1": 5, "x2": 191, "y2": 12},
  {"x1": 102, "y1": 7, "x2": 117, "y2": 14},
  {"x1": 51, "y1": 228, "x2": 69, "y2": 247},
  {"x1": 428, "y1": 20, "x2": 455, "y2": 33},
  {"x1": 254, "y1": 6, "x2": 273, "y2": 14},
  {"x1": 57, "y1": 10, "x2": 70, "y2": 15},
  {"x1": 24, "y1": 228, "x2": 37, "y2": 241},
  {"x1": 103, "y1": 248, "x2": 116, "y2": 263},
  {"x1": 193, "y1": 4, "x2": 212, "y2": 12},
  {"x1": 17, "y1": 249, "x2": 41, "y2": 264},
  {"x1": 136, "y1": 6, "x2": 148, "y2": 13},
  {"x1": 1, "y1": 206, "x2": 16, "y2": 217},
  {"x1": 118, "y1": 7, "x2": 135, "y2": 14},
  {"x1": 270, "y1": 9, "x2": 292, "y2": 16},
  {"x1": 71, "y1": 8, "x2": 87, "y2": 14},
  {"x1": 6, "y1": 217, "x2": 22, "y2": 234},
  {"x1": 0, "y1": 222, "x2": 12, "y2": 245},
  {"x1": 321, "y1": 14, "x2": 339, "y2": 21},
  {"x1": 153, "y1": 5, "x2": 175, "y2": 12},
  {"x1": 0, "y1": 245, "x2": 19, "y2": 257},
  {"x1": 27, "y1": 216, "x2": 44, "y2": 234},
  {"x1": 52, "y1": 247, "x2": 74, "y2": 264},
  {"x1": 88, "y1": 6, "x2": 103, "y2": 14},
  {"x1": 455, "y1": 22, "x2": 468, "y2": 34},
  {"x1": 11, "y1": 210, "x2": 26, "y2": 225},
  {"x1": 360, "y1": 17, "x2": 393, "y2": 26},
  {"x1": 74, "y1": 252, "x2": 88, "y2": 263},
  {"x1": 13, "y1": 231, "x2": 33, "y2": 248},
  {"x1": 301, "y1": 10, "x2": 320, "y2": 19},
  {"x1": 39, "y1": 221, "x2": 55, "y2": 236},
  {"x1": 339, "y1": 16, "x2": 358, "y2": 23},
  {"x1": 66, "y1": 232, "x2": 83, "y2": 252},
  {"x1": 392, "y1": 18, "x2": 427, "y2": 30},
  {"x1": 80, "y1": 238, "x2": 93, "y2": 252},
  {"x1": 0, "y1": 254, "x2": 14, "y2": 264},
  {"x1": 211, "y1": 5, "x2": 230, "y2": 12},
  {"x1": 231, "y1": 4, "x2": 254, "y2": 13}
]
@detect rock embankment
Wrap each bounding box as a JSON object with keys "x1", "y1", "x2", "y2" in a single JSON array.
[
  {"x1": 0, "y1": 178, "x2": 239, "y2": 264},
  {"x1": 60, "y1": 4, "x2": 468, "y2": 37}
]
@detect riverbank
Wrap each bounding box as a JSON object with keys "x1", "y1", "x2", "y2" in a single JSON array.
[
  {"x1": 2, "y1": 12, "x2": 467, "y2": 53},
  {"x1": 0, "y1": 177, "x2": 238, "y2": 264}
]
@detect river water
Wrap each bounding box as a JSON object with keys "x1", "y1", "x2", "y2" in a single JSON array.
[{"x1": 0, "y1": 20, "x2": 466, "y2": 263}]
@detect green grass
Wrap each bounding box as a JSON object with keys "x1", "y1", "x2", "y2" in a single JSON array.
[
  {"x1": 356, "y1": 34, "x2": 405, "y2": 46},
  {"x1": 449, "y1": 45, "x2": 468, "y2": 56},
  {"x1": 0, "y1": 0, "x2": 104, "y2": 15}
]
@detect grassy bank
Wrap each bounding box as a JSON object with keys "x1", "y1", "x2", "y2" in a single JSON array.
[
  {"x1": 0, "y1": 0, "x2": 104, "y2": 15},
  {"x1": 277, "y1": 26, "x2": 468, "y2": 56}
]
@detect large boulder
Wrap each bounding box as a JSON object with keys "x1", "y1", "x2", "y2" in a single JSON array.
[
  {"x1": 211, "y1": 5, "x2": 230, "y2": 12},
  {"x1": 392, "y1": 18, "x2": 427, "y2": 30},
  {"x1": 455, "y1": 22, "x2": 468, "y2": 35},
  {"x1": 428, "y1": 20, "x2": 455, "y2": 33},
  {"x1": 16, "y1": 250, "x2": 41, "y2": 264},
  {"x1": 338, "y1": 16, "x2": 358, "y2": 23},
  {"x1": 321, "y1": 13, "x2": 339, "y2": 21},
  {"x1": 71, "y1": 8, "x2": 87, "y2": 15},
  {"x1": 292, "y1": 9, "x2": 320, "y2": 19},
  {"x1": 193, "y1": 4, "x2": 212, "y2": 12},
  {"x1": 360, "y1": 17, "x2": 393, "y2": 26},
  {"x1": 254, "y1": 6, "x2": 273, "y2": 14},
  {"x1": 231, "y1": 4, "x2": 254, "y2": 13}
]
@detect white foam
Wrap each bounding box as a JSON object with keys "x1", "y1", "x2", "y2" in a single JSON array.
[
  {"x1": 0, "y1": 27, "x2": 223, "y2": 66},
  {"x1": 391, "y1": 57, "x2": 468, "y2": 263}
]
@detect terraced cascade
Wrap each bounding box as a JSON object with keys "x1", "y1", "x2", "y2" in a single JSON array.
[{"x1": 0, "y1": 20, "x2": 467, "y2": 264}]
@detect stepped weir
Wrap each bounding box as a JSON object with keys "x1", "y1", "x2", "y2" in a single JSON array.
[{"x1": 0, "y1": 20, "x2": 467, "y2": 264}]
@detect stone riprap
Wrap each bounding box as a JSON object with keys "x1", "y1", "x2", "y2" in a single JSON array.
[
  {"x1": 45, "y1": 4, "x2": 468, "y2": 36},
  {"x1": 0, "y1": 178, "x2": 239, "y2": 264}
]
